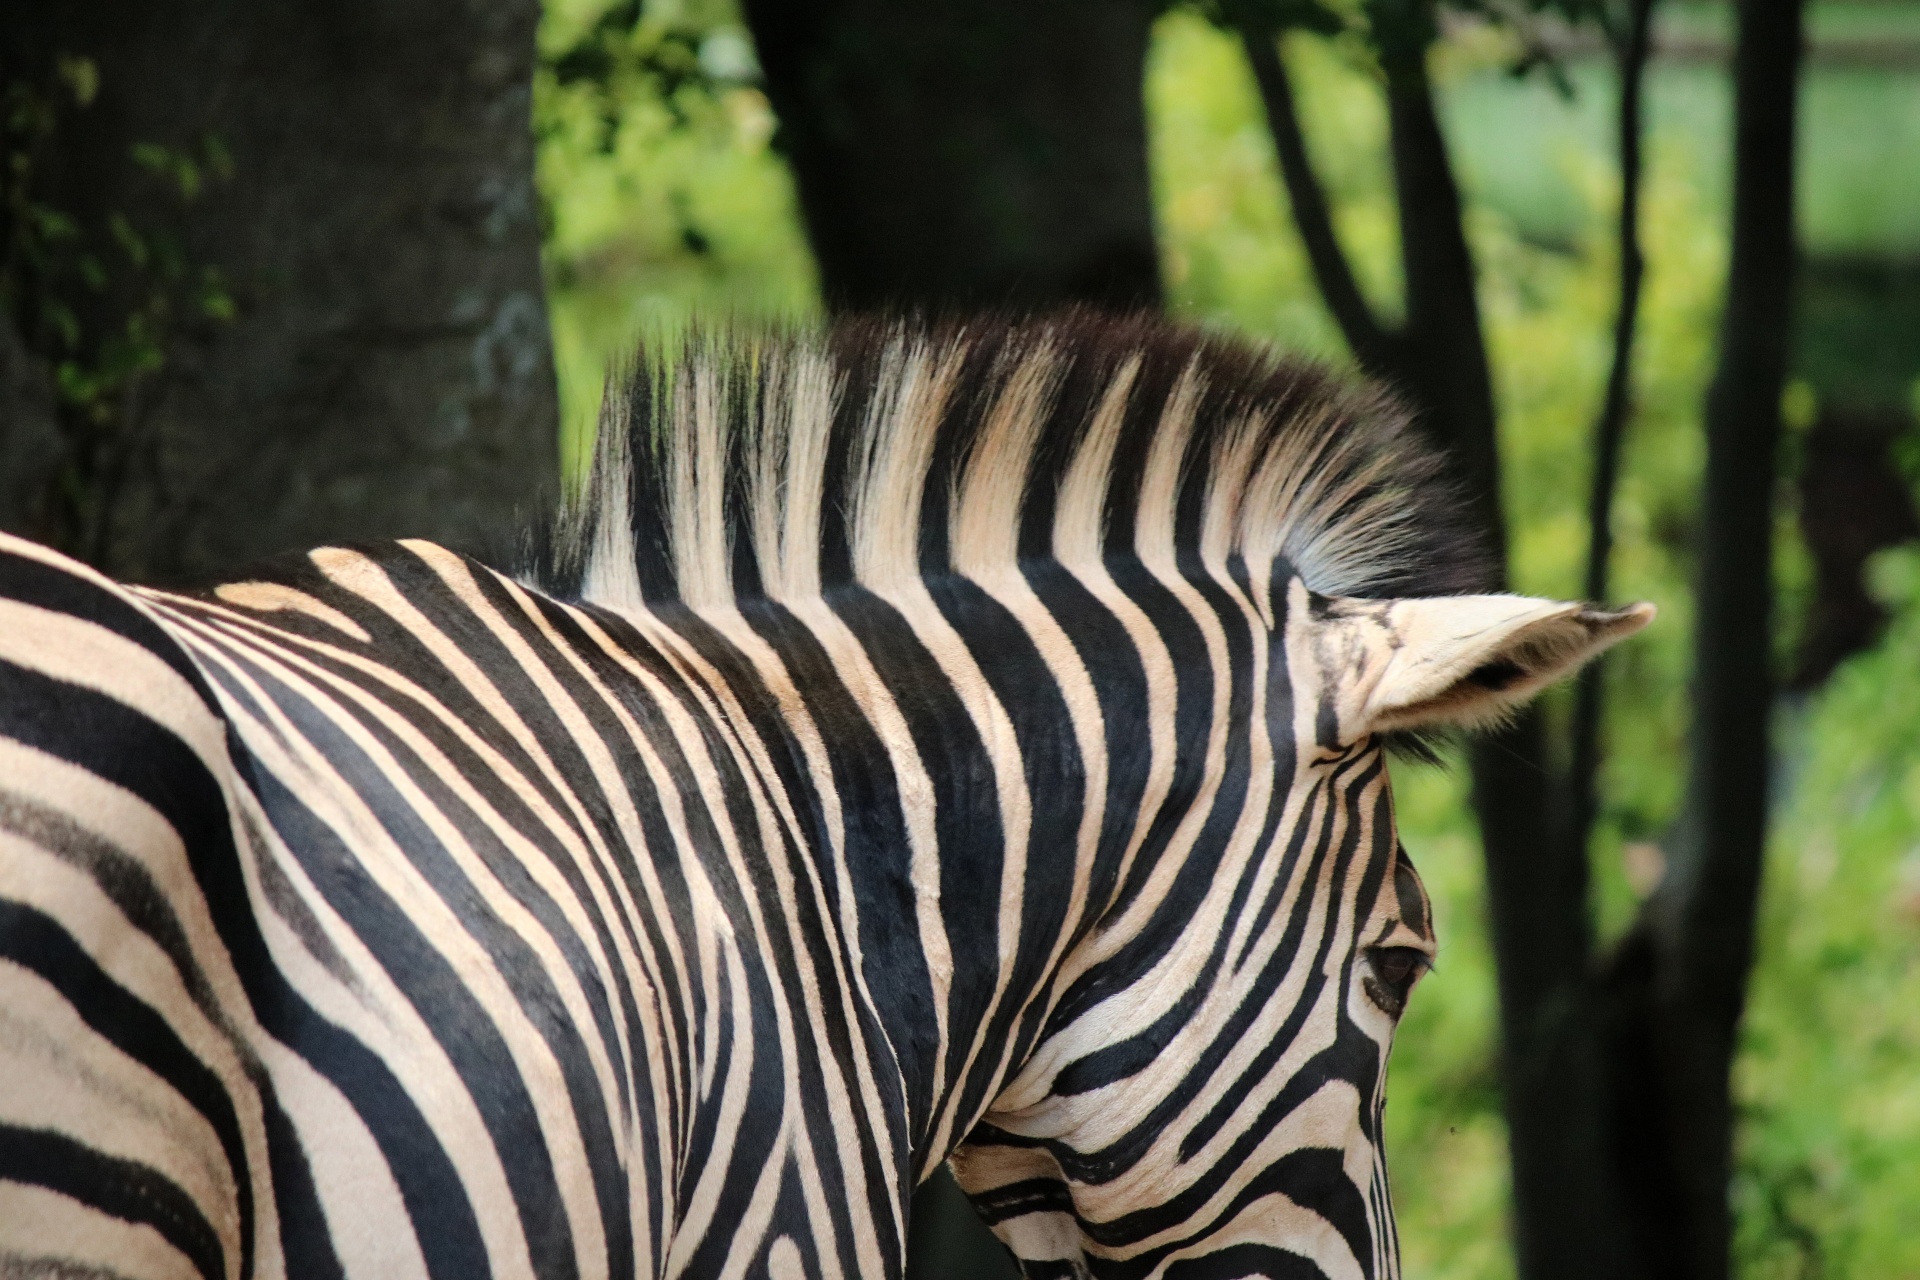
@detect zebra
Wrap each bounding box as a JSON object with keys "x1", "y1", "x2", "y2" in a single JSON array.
[{"x1": 0, "y1": 314, "x2": 1650, "y2": 1280}]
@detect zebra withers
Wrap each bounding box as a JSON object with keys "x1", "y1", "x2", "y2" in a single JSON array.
[{"x1": 0, "y1": 315, "x2": 1650, "y2": 1280}]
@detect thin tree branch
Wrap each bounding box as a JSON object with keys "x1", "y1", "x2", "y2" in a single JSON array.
[
  {"x1": 1238, "y1": 26, "x2": 1403, "y2": 378},
  {"x1": 1568, "y1": 0, "x2": 1658, "y2": 871}
]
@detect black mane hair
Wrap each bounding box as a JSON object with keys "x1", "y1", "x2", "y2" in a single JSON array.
[{"x1": 527, "y1": 312, "x2": 1493, "y2": 610}]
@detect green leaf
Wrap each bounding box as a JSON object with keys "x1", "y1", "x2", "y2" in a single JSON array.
[
  {"x1": 108, "y1": 213, "x2": 149, "y2": 268},
  {"x1": 201, "y1": 133, "x2": 234, "y2": 182},
  {"x1": 43, "y1": 300, "x2": 80, "y2": 350},
  {"x1": 55, "y1": 55, "x2": 99, "y2": 107},
  {"x1": 55, "y1": 359, "x2": 100, "y2": 405},
  {"x1": 198, "y1": 266, "x2": 236, "y2": 321},
  {"x1": 29, "y1": 204, "x2": 80, "y2": 241},
  {"x1": 173, "y1": 155, "x2": 202, "y2": 201}
]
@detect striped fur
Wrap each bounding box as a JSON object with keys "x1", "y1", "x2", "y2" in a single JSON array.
[{"x1": 0, "y1": 316, "x2": 1646, "y2": 1280}]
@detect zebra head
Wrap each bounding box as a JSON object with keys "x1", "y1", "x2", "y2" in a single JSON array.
[
  {"x1": 556, "y1": 314, "x2": 1652, "y2": 1280},
  {"x1": 947, "y1": 581, "x2": 1649, "y2": 1280}
]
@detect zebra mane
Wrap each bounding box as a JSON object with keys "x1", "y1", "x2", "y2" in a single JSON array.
[{"x1": 532, "y1": 313, "x2": 1492, "y2": 613}]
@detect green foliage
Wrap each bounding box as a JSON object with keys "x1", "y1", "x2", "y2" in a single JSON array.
[
  {"x1": 1149, "y1": 12, "x2": 1725, "y2": 1268},
  {"x1": 2, "y1": 55, "x2": 234, "y2": 552},
  {"x1": 535, "y1": 0, "x2": 816, "y2": 479},
  {"x1": 1151, "y1": 20, "x2": 1395, "y2": 350},
  {"x1": 1150, "y1": 14, "x2": 1920, "y2": 1275},
  {"x1": 1440, "y1": 27, "x2": 1920, "y2": 258},
  {"x1": 4, "y1": 72, "x2": 234, "y2": 412},
  {"x1": 1375, "y1": 758, "x2": 1518, "y2": 1280},
  {"x1": 1733, "y1": 546, "x2": 1920, "y2": 1279}
]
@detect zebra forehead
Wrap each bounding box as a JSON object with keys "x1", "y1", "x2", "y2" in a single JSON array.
[{"x1": 532, "y1": 313, "x2": 1493, "y2": 614}]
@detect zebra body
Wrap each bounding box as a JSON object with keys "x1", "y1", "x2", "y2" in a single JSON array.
[{"x1": 0, "y1": 316, "x2": 1649, "y2": 1280}]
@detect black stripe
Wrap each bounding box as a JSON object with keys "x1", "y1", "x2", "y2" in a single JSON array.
[
  {"x1": 1161, "y1": 1243, "x2": 1327, "y2": 1280},
  {"x1": 927, "y1": 574, "x2": 1084, "y2": 1115},
  {"x1": 1085, "y1": 765, "x2": 1390, "y2": 1241},
  {"x1": 0, "y1": 548, "x2": 219, "y2": 714},
  {"x1": 739, "y1": 598, "x2": 937, "y2": 1146},
  {"x1": 637, "y1": 604, "x2": 883, "y2": 1272},
  {"x1": 261, "y1": 1092, "x2": 346, "y2": 1280},
  {"x1": 1018, "y1": 561, "x2": 1153, "y2": 936},
  {"x1": 190, "y1": 570, "x2": 697, "y2": 1173},
  {"x1": 0, "y1": 900, "x2": 254, "y2": 1278},
  {"x1": 969, "y1": 1177, "x2": 1076, "y2": 1226},
  {"x1": 0, "y1": 1123, "x2": 225, "y2": 1280},
  {"x1": 828, "y1": 587, "x2": 1008, "y2": 1137},
  {"x1": 672, "y1": 598, "x2": 909, "y2": 1268}
]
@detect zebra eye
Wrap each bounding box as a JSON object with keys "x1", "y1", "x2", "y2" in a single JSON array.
[{"x1": 1362, "y1": 946, "x2": 1431, "y2": 1018}]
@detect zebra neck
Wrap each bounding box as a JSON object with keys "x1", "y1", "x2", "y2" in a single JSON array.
[
  {"x1": 639, "y1": 575, "x2": 1102, "y2": 1176},
  {"x1": 712, "y1": 556, "x2": 1242, "y2": 1175}
]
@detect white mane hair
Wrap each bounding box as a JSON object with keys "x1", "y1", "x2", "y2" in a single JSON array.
[{"x1": 532, "y1": 313, "x2": 1491, "y2": 613}]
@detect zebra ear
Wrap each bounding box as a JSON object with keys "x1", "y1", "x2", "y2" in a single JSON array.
[{"x1": 1324, "y1": 592, "x2": 1655, "y2": 736}]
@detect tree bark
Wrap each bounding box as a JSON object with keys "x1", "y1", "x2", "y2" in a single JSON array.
[
  {"x1": 1469, "y1": 708, "x2": 1622, "y2": 1280},
  {"x1": 1380, "y1": 54, "x2": 1502, "y2": 541},
  {"x1": 739, "y1": 0, "x2": 1163, "y2": 313},
  {"x1": 0, "y1": 320, "x2": 61, "y2": 538},
  {"x1": 1236, "y1": 7, "x2": 1803, "y2": 1274},
  {"x1": 2, "y1": 0, "x2": 558, "y2": 583},
  {"x1": 1604, "y1": 0, "x2": 1804, "y2": 1273}
]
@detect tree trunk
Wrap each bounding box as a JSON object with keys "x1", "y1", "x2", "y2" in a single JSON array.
[
  {"x1": 739, "y1": 0, "x2": 1163, "y2": 313},
  {"x1": 1380, "y1": 52, "x2": 1502, "y2": 538},
  {"x1": 1499, "y1": 1, "x2": 1659, "y2": 1273},
  {"x1": 1603, "y1": 0, "x2": 1804, "y2": 1273},
  {"x1": 1244, "y1": 5, "x2": 1803, "y2": 1273},
  {"x1": 2, "y1": 0, "x2": 558, "y2": 583},
  {"x1": 0, "y1": 320, "x2": 61, "y2": 538}
]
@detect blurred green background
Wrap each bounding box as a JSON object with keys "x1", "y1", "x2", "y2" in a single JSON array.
[{"x1": 534, "y1": 2, "x2": 1920, "y2": 1273}]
